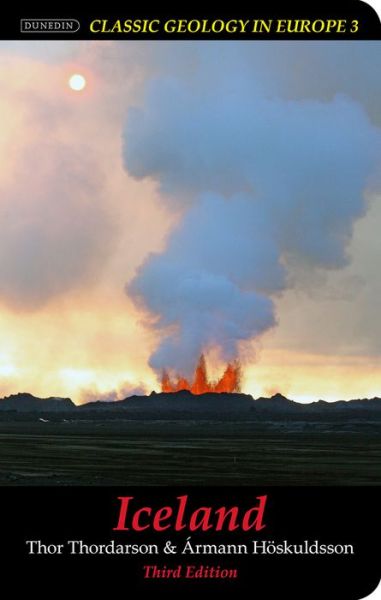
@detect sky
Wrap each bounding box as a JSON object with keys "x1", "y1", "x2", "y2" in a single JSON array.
[{"x1": 0, "y1": 40, "x2": 380, "y2": 403}]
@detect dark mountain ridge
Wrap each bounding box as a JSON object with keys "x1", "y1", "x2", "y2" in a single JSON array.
[
  {"x1": 0, "y1": 393, "x2": 75, "y2": 412},
  {"x1": 0, "y1": 390, "x2": 380, "y2": 417}
]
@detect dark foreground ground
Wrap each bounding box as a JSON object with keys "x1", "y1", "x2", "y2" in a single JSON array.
[{"x1": 0, "y1": 419, "x2": 380, "y2": 485}]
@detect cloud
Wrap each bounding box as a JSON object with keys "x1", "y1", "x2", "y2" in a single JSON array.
[{"x1": 124, "y1": 44, "x2": 381, "y2": 372}]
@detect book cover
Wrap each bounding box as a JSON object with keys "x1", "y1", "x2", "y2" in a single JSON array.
[{"x1": 0, "y1": 3, "x2": 380, "y2": 597}]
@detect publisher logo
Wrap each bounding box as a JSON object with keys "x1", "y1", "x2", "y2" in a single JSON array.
[{"x1": 20, "y1": 19, "x2": 80, "y2": 33}]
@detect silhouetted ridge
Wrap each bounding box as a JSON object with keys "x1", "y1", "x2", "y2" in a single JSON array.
[
  {"x1": 0, "y1": 391, "x2": 380, "y2": 417},
  {"x1": 0, "y1": 393, "x2": 75, "y2": 412}
]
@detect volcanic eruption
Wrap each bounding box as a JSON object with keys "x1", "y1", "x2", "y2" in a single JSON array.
[
  {"x1": 123, "y1": 45, "x2": 381, "y2": 393},
  {"x1": 161, "y1": 354, "x2": 241, "y2": 394}
]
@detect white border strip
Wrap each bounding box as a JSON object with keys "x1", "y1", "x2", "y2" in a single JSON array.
[
  {"x1": 361, "y1": 578, "x2": 381, "y2": 599},
  {"x1": 362, "y1": 0, "x2": 381, "y2": 20}
]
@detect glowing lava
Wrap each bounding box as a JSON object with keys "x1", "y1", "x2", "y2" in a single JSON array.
[{"x1": 161, "y1": 354, "x2": 241, "y2": 394}]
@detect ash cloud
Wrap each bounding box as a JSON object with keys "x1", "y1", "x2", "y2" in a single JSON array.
[
  {"x1": 129, "y1": 194, "x2": 279, "y2": 373},
  {"x1": 123, "y1": 44, "x2": 381, "y2": 373}
]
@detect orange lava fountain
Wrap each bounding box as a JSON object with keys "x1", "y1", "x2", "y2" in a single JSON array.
[{"x1": 161, "y1": 354, "x2": 241, "y2": 394}]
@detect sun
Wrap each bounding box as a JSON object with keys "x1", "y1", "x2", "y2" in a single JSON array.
[{"x1": 68, "y1": 73, "x2": 86, "y2": 92}]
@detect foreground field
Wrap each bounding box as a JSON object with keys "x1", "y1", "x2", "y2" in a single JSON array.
[{"x1": 0, "y1": 420, "x2": 379, "y2": 486}]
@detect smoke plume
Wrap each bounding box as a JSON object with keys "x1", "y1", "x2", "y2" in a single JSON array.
[{"x1": 123, "y1": 45, "x2": 381, "y2": 375}]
